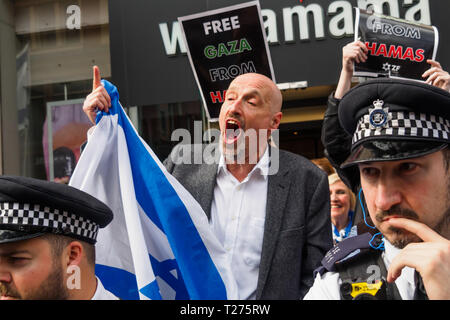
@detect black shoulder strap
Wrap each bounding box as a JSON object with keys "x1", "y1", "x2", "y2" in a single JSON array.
[
  {"x1": 314, "y1": 232, "x2": 373, "y2": 277},
  {"x1": 336, "y1": 249, "x2": 402, "y2": 300},
  {"x1": 375, "y1": 251, "x2": 403, "y2": 301}
]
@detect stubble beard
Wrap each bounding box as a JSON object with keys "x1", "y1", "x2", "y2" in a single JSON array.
[
  {"x1": 379, "y1": 180, "x2": 450, "y2": 249},
  {"x1": 0, "y1": 259, "x2": 69, "y2": 300}
]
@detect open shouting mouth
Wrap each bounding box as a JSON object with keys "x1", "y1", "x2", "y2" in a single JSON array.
[{"x1": 224, "y1": 118, "x2": 243, "y2": 144}]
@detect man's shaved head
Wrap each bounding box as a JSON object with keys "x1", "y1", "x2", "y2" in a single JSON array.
[{"x1": 228, "y1": 73, "x2": 282, "y2": 114}]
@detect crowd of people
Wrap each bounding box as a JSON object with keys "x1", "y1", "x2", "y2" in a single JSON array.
[{"x1": 0, "y1": 38, "x2": 449, "y2": 300}]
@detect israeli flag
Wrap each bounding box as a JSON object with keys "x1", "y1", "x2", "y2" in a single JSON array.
[{"x1": 69, "y1": 80, "x2": 237, "y2": 300}]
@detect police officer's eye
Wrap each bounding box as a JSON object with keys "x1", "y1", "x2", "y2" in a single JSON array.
[
  {"x1": 399, "y1": 162, "x2": 418, "y2": 172},
  {"x1": 8, "y1": 257, "x2": 29, "y2": 265},
  {"x1": 361, "y1": 167, "x2": 379, "y2": 177}
]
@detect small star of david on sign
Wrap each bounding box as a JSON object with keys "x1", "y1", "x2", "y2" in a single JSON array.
[
  {"x1": 369, "y1": 99, "x2": 390, "y2": 129},
  {"x1": 382, "y1": 63, "x2": 391, "y2": 72}
]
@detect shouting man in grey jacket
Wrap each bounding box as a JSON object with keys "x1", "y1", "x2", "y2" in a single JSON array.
[{"x1": 83, "y1": 68, "x2": 332, "y2": 299}]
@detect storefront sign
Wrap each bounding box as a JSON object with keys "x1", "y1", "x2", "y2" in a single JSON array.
[
  {"x1": 178, "y1": 1, "x2": 274, "y2": 120},
  {"x1": 354, "y1": 8, "x2": 438, "y2": 80},
  {"x1": 109, "y1": 0, "x2": 449, "y2": 108}
]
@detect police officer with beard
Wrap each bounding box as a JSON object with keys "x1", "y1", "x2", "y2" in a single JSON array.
[
  {"x1": 0, "y1": 175, "x2": 117, "y2": 300},
  {"x1": 304, "y1": 78, "x2": 450, "y2": 300}
]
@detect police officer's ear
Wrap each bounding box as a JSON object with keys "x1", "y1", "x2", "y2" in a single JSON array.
[{"x1": 63, "y1": 241, "x2": 84, "y2": 268}]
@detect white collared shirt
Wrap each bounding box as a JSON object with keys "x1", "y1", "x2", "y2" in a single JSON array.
[
  {"x1": 210, "y1": 146, "x2": 270, "y2": 300},
  {"x1": 91, "y1": 277, "x2": 120, "y2": 300},
  {"x1": 303, "y1": 239, "x2": 416, "y2": 300}
]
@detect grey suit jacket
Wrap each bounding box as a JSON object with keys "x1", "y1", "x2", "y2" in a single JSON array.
[{"x1": 163, "y1": 143, "x2": 332, "y2": 299}]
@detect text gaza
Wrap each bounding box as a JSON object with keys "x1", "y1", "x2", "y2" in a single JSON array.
[
  {"x1": 203, "y1": 16, "x2": 240, "y2": 35},
  {"x1": 204, "y1": 38, "x2": 252, "y2": 59}
]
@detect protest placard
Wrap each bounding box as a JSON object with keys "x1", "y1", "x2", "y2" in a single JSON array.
[
  {"x1": 178, "y1": 1, "x2": 274, "y2": 121},
  {"x1": 354, "y1": 8, "x2": 438, "y2": 81}
]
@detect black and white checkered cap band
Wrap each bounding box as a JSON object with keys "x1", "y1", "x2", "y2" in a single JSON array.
[
  {"x1": 353, "y1": 111, "x2": 450, "y2": 145},
  {"x1": 0, "y1": 202, "x2": 99, "y2": 242}
]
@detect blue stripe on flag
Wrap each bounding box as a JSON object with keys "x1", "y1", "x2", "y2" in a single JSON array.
[
  {"x1": 98, "y1": 80, "x2": 228, "y2": 300},
  {"x1": 139, "y1": 279, "x2": 163, "y2": 300},
  {"x1": 95, "y1": 264, "x2": 141, "y2": 300}
]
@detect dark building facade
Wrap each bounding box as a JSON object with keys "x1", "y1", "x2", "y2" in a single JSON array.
[{"x1": 0, "y1": 0, "x2": 449, "y2": 179}]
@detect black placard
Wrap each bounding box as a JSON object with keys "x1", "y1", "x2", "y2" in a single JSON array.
[
  {"x1": 178, "y1": 1, "x2": 274, "y2": 121},
  {"x1": 354, "y1": 8, "x2": 438, "y2": 81}
]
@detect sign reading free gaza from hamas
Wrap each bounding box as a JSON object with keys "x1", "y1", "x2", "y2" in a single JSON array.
[{"x1": 178, "y1": 1, "x2": 275, "y2": 121}]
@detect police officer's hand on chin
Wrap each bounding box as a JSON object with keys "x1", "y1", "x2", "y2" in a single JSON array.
[{"x1": 387, "y1": 217, "x2": 450, "y2": 300}]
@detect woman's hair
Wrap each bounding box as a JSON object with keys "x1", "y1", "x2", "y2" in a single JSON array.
[
  {"x1": 311, "y1": 157, "x2": 335, "y2": 176},
  {"x1": 328, "y1": 173, "x2": 356, "y2": 211}
]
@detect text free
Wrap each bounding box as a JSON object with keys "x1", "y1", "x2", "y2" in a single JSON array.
[{"x1": 203, "y1": 16, "x2": 240, "y2": 35}]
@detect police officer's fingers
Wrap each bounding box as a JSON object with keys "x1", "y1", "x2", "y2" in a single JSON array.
[
  {"x1": 387, "y1": 218, "x2": 445, "y2": 243},
  {"x1": 388, "y1": 242, "x2": 450, "y2": 299},
  {"x1": 386, "y1": 242, "x2": 428, "y2": 283},
  {"x1": 93, "y1": 66, "x2": 102, "y2": 91}
]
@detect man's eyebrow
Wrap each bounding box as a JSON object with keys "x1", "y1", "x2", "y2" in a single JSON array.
[
  {"x1": 227, "y1": 86, "x2": 262, "y2": 97},
  {"x1": 242, "y1": 90, "x2": 264, "y2": 101}
]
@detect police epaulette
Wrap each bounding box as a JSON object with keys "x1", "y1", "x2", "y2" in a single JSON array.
[{"x1": 314, "y1": 232, "x2": 374, "y2": 277}]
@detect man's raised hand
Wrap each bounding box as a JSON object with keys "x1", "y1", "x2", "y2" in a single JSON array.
[{"x1": 82, "y1": 66, "x2": 111, "y2": 124}]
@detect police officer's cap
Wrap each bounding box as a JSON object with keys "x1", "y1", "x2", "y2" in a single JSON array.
[
  {"x1": 0, "y1": 176, "x2": 113, "y2": 245},
  {"x1": 339, "y1": 78, "x2": 450, "y2": 168}
]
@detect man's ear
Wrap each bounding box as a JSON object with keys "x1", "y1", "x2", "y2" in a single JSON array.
[
  {"x1": 64, "y1": 241, "x2": 83, "y2": 267},
  {"x1": 271, "y1": 112, "x2": 282, "y2": 129}
]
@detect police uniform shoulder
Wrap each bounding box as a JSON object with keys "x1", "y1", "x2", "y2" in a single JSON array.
[{"x1": 314, "y1": 224, "x2": 380, "y2": 277}]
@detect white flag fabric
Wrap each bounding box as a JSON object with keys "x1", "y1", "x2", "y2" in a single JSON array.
[{"x1": 69, "y1": 80, "x2": 237, "y2": 300}]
